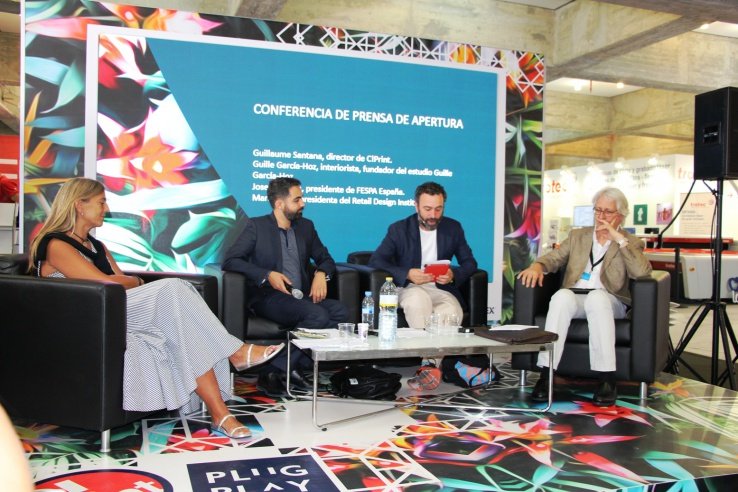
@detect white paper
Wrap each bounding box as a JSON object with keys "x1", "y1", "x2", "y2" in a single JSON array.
[
  {"x1": 294, "y1": 328, "x2": 340, "y2": 339},
  {"x1": 293, "y1": 338, "x2": 366, "y2": 350}
]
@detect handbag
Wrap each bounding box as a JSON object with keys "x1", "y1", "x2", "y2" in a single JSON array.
[
  {"x1": 441, "y1": 354, "x2": 500, "y2": 388},
  {"x1": 329, "y1": 365, "x2": 402, "y2": 400}
]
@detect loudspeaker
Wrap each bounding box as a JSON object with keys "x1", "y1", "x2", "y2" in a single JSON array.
[{"x1": 694, "y1": 86, "x2": 738, "y2": 180}]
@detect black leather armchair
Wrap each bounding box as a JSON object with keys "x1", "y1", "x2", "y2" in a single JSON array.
[
  {"x1": 204, "y1": 263, "x2": 360, "y2": 343},
  {"x1": 511, "y1": 270, "x2": 671, "y2": 398},
  {"x1": 341, "y1": 251, "x2": 489, "y2": 327},
  {"x1": 0, "y1": 253, "x2": 218, "y2": 452}
]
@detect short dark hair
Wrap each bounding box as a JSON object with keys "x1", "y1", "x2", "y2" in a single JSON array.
[
  {"x1": 414, "y1": 181, "x2": 447, "y2": 202},
  {"x1": 267, "y1": 177, "x2": 301, "y2": 208}
]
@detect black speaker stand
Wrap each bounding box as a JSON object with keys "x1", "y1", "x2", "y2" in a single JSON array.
[{"x1": 665, "y1": 179, "x2": 738, "y2": 389}]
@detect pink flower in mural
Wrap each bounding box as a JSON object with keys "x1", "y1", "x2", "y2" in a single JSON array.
[
  {"x1": 167, "y1": 428, "x2": 232, "y2": 452},
  {"x1": 98, "y1": 35, "x2": 151, "y2": 87},
  {"x1": 507, "y1": 193, "x2": 541, "y2": 241},
  {"x1": 573, "y1": 452, "x2": 649, "y2": 484},
  {"x1": 568, "y1": 401, "x2": 652, "y2": 427},
  {"x1": 26, "y1": 17, "x2": 100, "y2": 41}
]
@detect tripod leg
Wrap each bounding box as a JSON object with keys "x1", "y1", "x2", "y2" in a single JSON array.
[
  {"x1": 666, "y1": 304, "x2": 711, "y2": 374},
  {"x1": 713, "y1": 308, "x2": 735, "y2": 389},
  {"x1": 716, "y1": 304, "x2": 738, "y2": 388},
  {"x1": 667, "y1": 336, "x2": 678, "y2": 372},
  {"x1": 723, "y1": 308, "x2": 738, "y2": 358}
]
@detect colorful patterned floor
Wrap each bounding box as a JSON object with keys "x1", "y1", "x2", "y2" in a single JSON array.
[{"x1": 17, "y1": 363, "x2": 738, "y2": 491}]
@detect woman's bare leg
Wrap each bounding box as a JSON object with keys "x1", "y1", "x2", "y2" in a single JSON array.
[{"x1": 194, "y1": 369, "x2": 247, "y2": 436}]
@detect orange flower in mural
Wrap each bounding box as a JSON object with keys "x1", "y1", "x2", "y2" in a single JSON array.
[
  {"x1": 103, "y1": 4, "x2": 146, "y2": 28},
  {"x1": 129, "y1": 134, "x2": 195, "y2": 188},
  {"x1": 451, "y1": 45, "x2": 478, "y2": 64},
  {"x1": 652, "y1": 380, "x2": 691, "y2": 398},
  {"x1": 141, "y1": 9, "x2": 222, "y2": 33},
  {"x1": 506, "y1": 52, "x2": 544, "y2": 108},
  {"x1": 97, "y1": 112, "x2": 197, "y2": 190}
]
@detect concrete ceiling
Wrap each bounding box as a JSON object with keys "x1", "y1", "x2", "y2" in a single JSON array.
[{"x1": 3, "y1": 0, "x2": 738, "y2": 171}]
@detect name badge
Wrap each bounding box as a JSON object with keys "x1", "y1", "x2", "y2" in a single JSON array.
[{"x1": 580, "y1": 271, "x2": 591, "y2": 281}]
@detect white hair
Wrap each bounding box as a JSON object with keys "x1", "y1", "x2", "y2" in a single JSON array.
[{"x1": 592, "y1": 186, "x2": 629, "y2": 218}]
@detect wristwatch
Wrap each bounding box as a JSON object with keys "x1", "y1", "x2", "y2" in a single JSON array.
[
  {"x1": 315, "y1": 269, "x2": 331, "y2": 281},
  {"x1": 617, "y1": 237, "x2": 628, "y2": 248},
  {"x1": 259, "y1": 271, "x2": 272, "y2": 286}
]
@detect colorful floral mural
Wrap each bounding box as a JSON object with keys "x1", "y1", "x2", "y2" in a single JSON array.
[
  {"x1": 19, "y1": 367, "x2": 738, "y2": 491},
  {"x1": 23, "y1": 0, "x2": 543, "y2": 318}
]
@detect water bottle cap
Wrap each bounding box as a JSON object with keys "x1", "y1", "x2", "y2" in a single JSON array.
[
  {"x1": 365, "y1": 291, "x2": 372, "y2": 296},
  {"x1": 385, "y1": 276, "x2": 392, "y2": 281}
]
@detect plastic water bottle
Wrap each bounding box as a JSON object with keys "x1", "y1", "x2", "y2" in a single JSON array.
[
  {"x1": 361, "y1": 291, "x2": 375, "y2": 331},
  {"x1": 378, "y1": 277, "x2": 398, "y2": 343}
]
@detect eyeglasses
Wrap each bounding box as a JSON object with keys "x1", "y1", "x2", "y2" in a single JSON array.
[{"x1": 593, "y1": 207, "x2": 619, "y2": 217}]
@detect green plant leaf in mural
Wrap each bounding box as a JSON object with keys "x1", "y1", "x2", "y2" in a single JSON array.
[
  {"x1": 42, "y1": 127, "x2": 85, "y2": 147},
  {"x1": 26, "y1": 56, "x2": 68, "y2": 85},
  {"x1": 171, "y1": 208, "x2": 237, "y2": 267},
  {"x1": 48, "y1": 58, "x2": 85, "y2": 113}
]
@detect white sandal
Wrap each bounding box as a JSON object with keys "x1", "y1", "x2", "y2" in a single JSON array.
[
  {"x1": 233, "y1": 343, "x2": 285, "y2": 371},
  {"x1": 211, "y1": 414, "x2": 251, "y2": 439}
]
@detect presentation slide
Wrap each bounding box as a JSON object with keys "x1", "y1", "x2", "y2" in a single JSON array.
[{"x1": 89, "y1": 28, "x2": 504, "y2": 277}]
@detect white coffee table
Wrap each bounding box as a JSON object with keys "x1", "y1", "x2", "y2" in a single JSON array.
[{"x1": 286, "y1": 328, "x2": 554, "y2": 430}]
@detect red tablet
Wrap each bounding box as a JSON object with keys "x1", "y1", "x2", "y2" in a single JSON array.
[{"x1": 424, "y1": 262, "x2": 450, "y2": 277}]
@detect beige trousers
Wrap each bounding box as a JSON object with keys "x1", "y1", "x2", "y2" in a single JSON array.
[{"x1": 398, "y1": 283, "x2": 463, "y2": 329}]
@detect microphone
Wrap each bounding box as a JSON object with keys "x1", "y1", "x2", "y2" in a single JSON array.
[{"x1": 286, "y1": 284, "x2": 304, "y2": 299}]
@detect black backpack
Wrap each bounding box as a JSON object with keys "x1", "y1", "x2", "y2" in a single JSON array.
[{"x1": 329, "y1": 365, "x2": 402, "y2": 400}]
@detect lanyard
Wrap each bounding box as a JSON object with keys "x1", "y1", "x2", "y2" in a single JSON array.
[{"x1": 589, "y1": 246, "x2": 605, "y2": 270}]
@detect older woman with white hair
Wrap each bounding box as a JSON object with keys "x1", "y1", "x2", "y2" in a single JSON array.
[
  {"x1": 29, "y1": 178, "x2": 284, "y2": 439},
  {"x1": 517, "y1": 186, "x2": 652, "y2": 406}
]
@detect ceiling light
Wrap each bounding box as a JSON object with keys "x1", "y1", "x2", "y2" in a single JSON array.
[
  {"x1": 700, "y1": 23, "x2": 711, "y2": 30},
  {"x1": 573, "y1": 81, "x2": 584, "y2": 91},
  {"x1": 616, "y1": 81, "x2": 625, "y2": 89}
]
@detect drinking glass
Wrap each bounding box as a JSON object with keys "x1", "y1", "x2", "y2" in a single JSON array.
[{"x1": 338, "y1": 322, "x2": 355, "y2": 338}]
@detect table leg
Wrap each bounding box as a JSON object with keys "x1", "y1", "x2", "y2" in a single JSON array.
[
  {"x1": 285, "y1": 333, "x2": 298, "y2": 399},
  {"x1": 312, "y1": 357, "x2": 323, "y2": 430},
  {"x1": 306, "y1": 342, "x2": 557, "y2": 429}
]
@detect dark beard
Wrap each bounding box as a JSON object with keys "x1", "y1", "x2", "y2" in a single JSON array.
[{"x1": 284, "y1": 209, "x2": 303, "y2": 222}]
